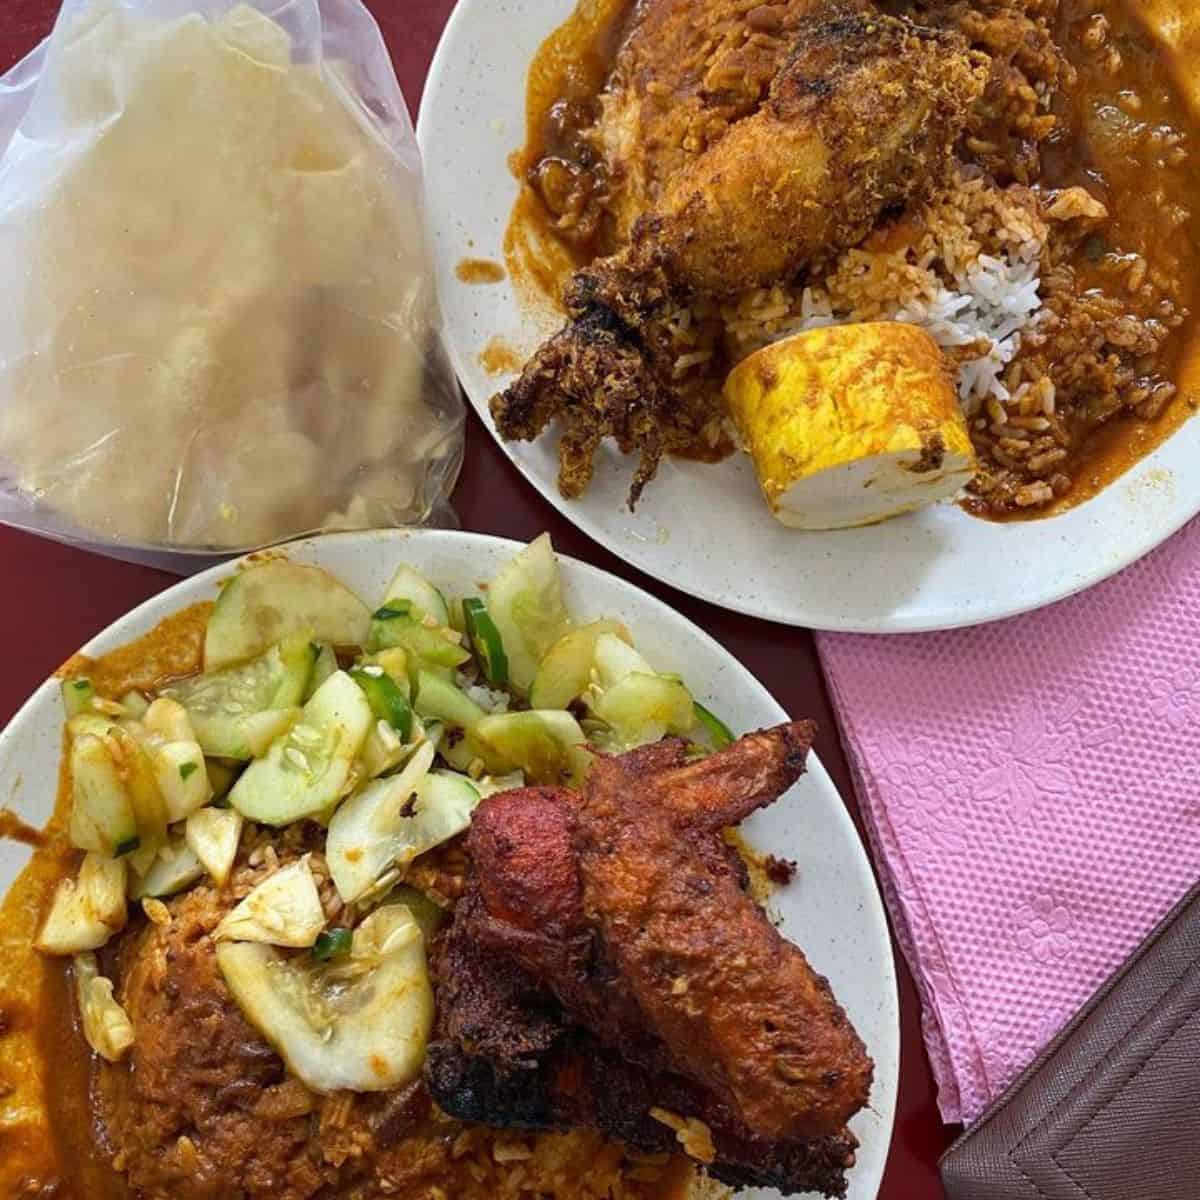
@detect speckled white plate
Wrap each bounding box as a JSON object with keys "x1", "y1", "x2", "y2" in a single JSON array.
[
  {"x1": 418, "y1": 0, "x2": 1200, "y2": 632},
  {"x1": 0, "y1": 529, "x2": 897, "y2": 1200}
]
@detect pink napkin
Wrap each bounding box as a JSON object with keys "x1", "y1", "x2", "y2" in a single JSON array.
[{"x1": 817, "y1": 517, "x2": 1200, "y2": 1126}]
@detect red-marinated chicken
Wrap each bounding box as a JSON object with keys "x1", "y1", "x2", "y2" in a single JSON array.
[{"x1": 425, "y1": 721, "x2": 874, "y2": 1197}]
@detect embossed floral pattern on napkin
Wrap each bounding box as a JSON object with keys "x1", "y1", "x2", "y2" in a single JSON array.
[{"x1": 817, "y1": 517, "x2": 1200, "y2": 1124}]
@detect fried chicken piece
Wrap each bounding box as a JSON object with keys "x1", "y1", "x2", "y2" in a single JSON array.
[
  {"x1": 492, "y1": 10, "x2": 987, "y2": 502},
  {"x1": 425, "y1": 904, "x2": 860, "y2": 1197},
  {"x1": 424, "y1": 723, "x2": 871, "y2": 1195},
  {"x1": 574, "y1": 724, "x2": 871, "y2": 1141}
]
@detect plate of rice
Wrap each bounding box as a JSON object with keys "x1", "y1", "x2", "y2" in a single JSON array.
[{"x1": 419, "y1": 0, "x2": 1200, "y2": 631}]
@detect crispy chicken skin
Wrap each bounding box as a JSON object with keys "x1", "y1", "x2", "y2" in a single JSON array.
[
  {"x1": 491, "y1": 8, "x2": 986, "y2": 502},
  {"x1": 424, "y1": 723, "x2": 873, "y2": 1195}
]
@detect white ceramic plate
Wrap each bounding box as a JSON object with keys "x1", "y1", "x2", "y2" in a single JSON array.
[
  {"x1": 0, "y1": 529, "x2": 898, "y2": 1200},
  {"x1": 418, "y1": 0, "x2": 1200, "y2": 632}
]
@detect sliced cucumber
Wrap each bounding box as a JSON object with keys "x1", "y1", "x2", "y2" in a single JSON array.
[
  {"x1": 350, "y1": 667, "x2": 414, "y2": 740},
  {"x1": 61, "y1": 678, "x2": 96, "y2": 719},
  {"x1": 69, "y1": 733, "x2": 139, "y2": 857},
  {"x1": 592, "y1": 633, "x2": 655, "y2": 690},
  {"x1": 592, "y1": 672, "x2": 695, "y2": 749},
  {"x1": 229, "y1": 671, "x2": 373, "y2": 825},
  {"x1": 486, "y1": 534, "x2": 573, "y2": 693},
  {"x1": 185, "y1": 806, "x2": 243, "y2": 886},
  {"x1": 326, "y1": 742, "x2": 437, "y2": 902},
  {"x1": 206, "y1": 562, "x2": 371, "y2": 670},
  {"x1": 119, "y1": 690, "x2": 151, "y2": 720},
  {"x1": 529, "y1": 620, "x2": 632, "y2": 710},
  {"x1": 462, "y1": 598, "x2": 509, "y2": 687},
  {"x1": 142, "y1": 697, "x2": 196, "y2": 744},
  {"x1": 165, "y1": 635, "x2": 316, "y2": 761},
  {"x1": 413, "y1": 670, "x2": 486, "y2": 730},
  {"x1": 368, "y1": 609, "x2": 470, "y2": 672},
  {"x1": 107, "y1": 726, "x2": 169, "y2": 855},
  {"x1": 215, "y1": 856, "x2": 326, "y2": 947},
  {"x1": 381, "y1": 564, "x2": 450, "y2": 626},
  {"x1": 35, "y1": 853, "x2": 128, "y2": 955},
  {"x1": 74, "y1": 953, "x2": 134, "y2": 1063},
  {"x1": 473, "y1": 710, "x2": 592, "y2": 787},
  {"x1": 387, "y1": 885, "x2": 447, "y2": 943},
  {"x1": 152, "y1": 741, "x2": 212, "y2": 823},
  {"x1": 206, "y1": 758, "x2": 242, "y2": 803},
  {"x1": 132, "y1": 835, "x2": 204, "y2": 899},
  {"x1": 360, "y1": 720, "x2": 409, "y2": 781},
  {"x1": 361, "y1": 648, "x2": 410, "y2": 693},
  {"x1": 216, "y1": 905, "x2": 433, "y2": 1094},
  {"x1": 693, "y1": 702, "x2": 735, "y2": 749},
  {"x1": 304, "y1": 643, "x2": 339, "y2": 702}
]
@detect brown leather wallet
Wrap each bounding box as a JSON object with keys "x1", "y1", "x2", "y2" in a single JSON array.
[{"x1": 939, "y1": 880, "x2": 1200, "y2": 1200}]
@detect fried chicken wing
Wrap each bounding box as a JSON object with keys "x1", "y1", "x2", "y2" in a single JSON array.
[
  {"x1": 492, "y1": 8, "x2": 986, "y2": 502},
  {"x1": 424, "y1": 722, "x2": 873, "y2": 1196},
  {"x1": 575, "y1": 723, "x2": 871, "y2": 1141}
]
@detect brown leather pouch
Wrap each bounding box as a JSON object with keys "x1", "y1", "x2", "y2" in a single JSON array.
[{"x1": 939, "y1": 881, "x2": 1200, "y2": 1200}]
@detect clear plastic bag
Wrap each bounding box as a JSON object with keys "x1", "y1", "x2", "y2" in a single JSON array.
[{"x1": 0, "y1": 0, "x2": 464, "y2": 569}]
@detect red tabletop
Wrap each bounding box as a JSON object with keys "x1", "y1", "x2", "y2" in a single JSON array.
[{"x1": 0, "y1": 2, "x2": 957, "y2": 1195}]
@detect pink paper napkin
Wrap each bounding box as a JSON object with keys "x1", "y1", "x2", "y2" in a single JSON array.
[{"x1": 817, "y1": 517, "x2": 1200, "y2": 1125}]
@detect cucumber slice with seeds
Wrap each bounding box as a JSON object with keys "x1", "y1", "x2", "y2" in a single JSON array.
[
  {"x1": 350, "y1": 667, "x2": 414, "y2": 740},
  {"x1": 164, "y1": 635, "x2": 316, "y2": 761},
  {"x1": 486, "y1": 534, "x2": 572, "y2": 693},
  {"x1": 206, "y1": 562, "x2": 371, "y2": 670},
  {"x1": 381, "y1": 565, "x2": 450, "y2": 626},
  {"x1": 529, "y1": 620, "x2": 632, "y2": 710},
  {"x1": 229, "y1": 671, "x2": 372, "y2": 825}
]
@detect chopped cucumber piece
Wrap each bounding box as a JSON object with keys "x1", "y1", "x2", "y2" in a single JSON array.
[
  {"x1": 381, "y1": 565, "x2": 450, "y2": 626},
  {"x1": 206, "y1": 758, "x2": 242, "y2": 802},
  {"x1": 350, "y1": 667, "x2": 414, "y2": 740},
  {"x1": 216, "y1": 906, "x2": 433, "y2": 1094},
  {"x1": 312, "y1": 928, "x2": 353, "y2": 961},
  {"x1": 462, "y1": 598, "x2": 509, "y2": 687},
  {"x1": 62, "y1": 678, "x2": 96, "y2": 718},
  {"x1": 152, "y1": 740, "x2": 213, "y2": 823},
  {"x1": 119, "y1": 690, "x2": 150, "y2": 720},
  {"x1": 229, "y1": 671, "x2": 373, "y2": 825},
  {"x1": 74, "y1": 953, "x2": 134, "y2": 1063},
  {"x1": 35, "y1": 853, "x2": 128, "y2": 955},
  {"x1": 326, "y1": 742, "x2": 437, "y2": 902},
  {"x1": 593, "y1": 672, "x2": 695, "y2": 749},
  {"x1": 132, "y1": 836, "x2": 204, "y2": 899},
  {"x1": 69, "y1": 733, "x2": 139, "y2": 857},
  {"x1": 693, "y1": 702, "x2": 735, "y2": 749},
  {"x1": 216, "y1": 857, "x2": 327, "y2": 947},
  {"x1": 185, "y1": 806, "x2": 244, "y2": 886},
  {"x1": 387, "y1": 885, "x2": 446, "y2": 943},
  {"x1": 361, "y1": 648, "x2": 410, "y2": 693},
  {"x1": 529, "y1": 620, "x2": 632, "y2": 710},
  {"x1": 360, "y1": 719, "x2": 411, "y2": 781},
  {"x1": 165, "y1": 635, "x2": 316, "y2": 760},
  {"x1": 474, "y1": 770, "x2": 526, "y2": 798},
  {"x1": 106, "y1": 726, "x2": 169, "y2": 856},
  {"x1": 592, "y1": 633, "x2": 655, "y2": 690},
  {"x1": 486, "y1": 534, "x2": 572, "y2": 692},
  {"x1": 142, "y1": 697, "x2": 195, "y2": 744},
  {"x1": 413, "y1": 670, "x2": 486, "y2": 730},
  {"x1": 206, "y1": 562, "x2": 371, "y2": 670},
  {"x1": 368, "y1": 609, "x2": 470, "y2": 672},
  {"x1": 304, "y1": 643, "x2": 339, "y2": 702},
  {"x1": 473, "y1": 710, "x2": 592, "y2": 787}
]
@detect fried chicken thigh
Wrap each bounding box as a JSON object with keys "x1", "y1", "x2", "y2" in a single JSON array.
[
  {"x1": 424, "y1": 723, "x2": 874, "y2": 1197},
  {"x1": 492, "y1": 7, "x2": 986, "y2": 501}
]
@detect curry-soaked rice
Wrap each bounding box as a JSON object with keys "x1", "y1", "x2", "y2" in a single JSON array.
[{"x1": 517, "y1": 0, "x2": 1200, "y2": 517}]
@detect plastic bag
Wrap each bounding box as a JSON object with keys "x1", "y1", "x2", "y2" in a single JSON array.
[{"x1": 0, "y1": 0, "x2": 464, "y2": 568}]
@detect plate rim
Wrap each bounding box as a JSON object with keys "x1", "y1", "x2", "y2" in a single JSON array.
[
  {"x1": 416, "y1": 0, "x2": 1200, "y2": 633},
  {"x1": 0, "y1": 526, "x2": 900, "y2": 1198}
]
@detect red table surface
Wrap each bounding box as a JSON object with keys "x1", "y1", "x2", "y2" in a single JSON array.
[{"x1": 0, "y1": 1, "x2": 957, "y2": 1195}]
